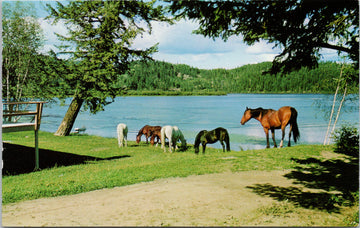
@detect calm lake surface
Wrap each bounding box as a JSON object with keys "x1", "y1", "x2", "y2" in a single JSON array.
[{"x1": 41, "y1": 94, "x2": 359, "y2": 151}]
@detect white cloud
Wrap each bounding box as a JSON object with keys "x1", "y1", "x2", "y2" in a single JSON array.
[
  {"x1": 133, "y1": 19, "x2": 237, "y2": 55},
  {"x1": 38, "y1": 18, "x2": 69, "y2": 54},
  {"x1": 245, "y1": 40, "x2": 279, "y2": 54},
  {"x1": 37, "y1": 15, "x2": 283, "y2": 69}
]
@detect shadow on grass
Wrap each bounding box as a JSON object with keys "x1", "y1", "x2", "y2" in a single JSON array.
[
  {"x1": 3, "y1": 143, "x2": 130, "y2": 176},
  {"x1": 247, "y1": 153, "x2": 359, "y2": 213}
]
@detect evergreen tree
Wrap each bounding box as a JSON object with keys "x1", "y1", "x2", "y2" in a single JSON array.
[{"x1": 46, "y1": 1, "x2": 171, "y2": 136}]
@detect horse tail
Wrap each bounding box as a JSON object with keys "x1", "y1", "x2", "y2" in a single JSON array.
[
  {"x1": 225, "y1": 130, "x2": 230, "y2": 151},
  {"x1": 290, "y1": 107, "x2": 300, "y2": 143}
]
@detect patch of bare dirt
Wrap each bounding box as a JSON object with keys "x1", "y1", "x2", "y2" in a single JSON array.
[{"x1": 2, "y1": 170, "x2": 357, "y2": 226}]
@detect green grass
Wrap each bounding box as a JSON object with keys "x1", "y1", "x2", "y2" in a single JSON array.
[{"x1": 2, "y1": 131, "x2": 332, "y2": 204}]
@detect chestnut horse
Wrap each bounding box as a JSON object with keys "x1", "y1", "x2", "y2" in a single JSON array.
[
  {"x1": 149, "y1": 128, "x2": 161, "y2": 146},
  {"x1": 136, "y1": 125, "x2": 161, "y2": 144},
  {"x1": 240, "y1": 106, "x2": 300, "y2": 148}
]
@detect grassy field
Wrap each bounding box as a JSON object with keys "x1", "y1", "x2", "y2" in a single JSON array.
[
  {"x1": 1, "y1": 131, "x2": 330, "y2": 203},
  {"x1": 2, "y1": 131, "x2": 359, "y2": 226}
]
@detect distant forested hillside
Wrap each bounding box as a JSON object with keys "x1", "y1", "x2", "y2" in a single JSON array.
[{"x1": 114, "y1": 61, "x2": 358, "y2": 95}]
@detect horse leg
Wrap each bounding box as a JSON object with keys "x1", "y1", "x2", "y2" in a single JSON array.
[
  {"x1": 175, "y1": 138, "x2": 179, "y2": 150},
  {"x1": 202, "y1": 143, "x2": 207, "y2": 154},
  {"x1": 271, "y1": 128, "x2": 277, "y2": 148},
  {"x1": 264, "y1": 128, "x2": 270, "y2": 148},
  {"x1": 169, "y1": 139, "x2": 173, "y2": 153},
  {"x1": 124, "y1": 135, "x2": 127, "y2": 147},
  {"x1": 288, "y1": 124, "x2": 293, "y2": 147},
  {"x1": 220, "y1": 140, "x2": 225, "y2": 152},
  {"x1": 173, "y1": 139, "x2": 178, "y2": 152},
  {"x1": 280, "y1": 127, "x2": 285, "y2": 148}
]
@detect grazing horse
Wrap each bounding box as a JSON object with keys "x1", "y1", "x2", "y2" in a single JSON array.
[
  {"x1": 194, "y1": 127, "x2": 230, "y2": 154},
  {"x1": 240, "y1": 106, "x2": 300, "y2": 148},
  {"x1": 136, "y1": 125, "x2": 161, "y2": 144},
  {"x1": 160, "y1": 125, "x2": 187, "y2": 153},
  {"x1": 149, "y1": 128, "x2": 162, "y2": 146},
  {"x1": 117, "y1": 123, "x2": 128, "y2": 147}
]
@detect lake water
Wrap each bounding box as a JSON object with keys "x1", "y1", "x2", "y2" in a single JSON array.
[{"x1": 40, "y1": 94, "x2": 359, "y2": 151}]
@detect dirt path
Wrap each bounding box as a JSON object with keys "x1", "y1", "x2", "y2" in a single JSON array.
[{"x1": 2, "y1": 170, "x2": 355, "y2": 226}]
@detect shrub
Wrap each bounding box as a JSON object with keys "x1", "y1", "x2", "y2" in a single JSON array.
[{"x1": 332, "y1": 124, "x2": 359, "y2": 158}]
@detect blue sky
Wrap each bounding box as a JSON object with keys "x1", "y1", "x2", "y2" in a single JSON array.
[{"x1": 32, "y1": 0, "x2": 341, "y2": 70}]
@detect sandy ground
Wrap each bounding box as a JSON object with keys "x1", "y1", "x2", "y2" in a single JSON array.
[{"x1": 2, "y1": 170, "x2": 355, "y2": 227}]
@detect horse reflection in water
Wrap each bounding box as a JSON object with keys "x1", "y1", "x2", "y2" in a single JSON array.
[
  {"x1": 194, "y1": 127, "x2": 230, "y2": 154},
  {"x1": 240, "y1": 106, "x2": 300, "y2": 148}
]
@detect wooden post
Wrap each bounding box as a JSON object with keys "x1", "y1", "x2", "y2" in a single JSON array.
[
  {"x1": 2, "y1": 101, "x2": 46, "y2": 171},
  {"x1": 35, "y1": 129, "x2": 39, "y2": 170}
]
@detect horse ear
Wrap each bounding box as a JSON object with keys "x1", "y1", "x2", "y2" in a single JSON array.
[{"x1": 246, "y1": 106, "x2": 249, "y2": 110}]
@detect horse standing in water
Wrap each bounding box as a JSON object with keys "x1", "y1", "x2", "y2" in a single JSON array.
[
  {"x1": 117, "y1": 123, "x2": 128, "y2": 147},
  {"x1": 240, "y1": 106, "x2": 300, "y2": 148},
  {"x1": 160, "y1": 125, "x2": 187, "y2": 153},
  {"x1": 194, "y1": 127, "x2": 230, "y2": 154},
  {"x1": 136, "y1": 125, "x2": 161, "y2": 144}
]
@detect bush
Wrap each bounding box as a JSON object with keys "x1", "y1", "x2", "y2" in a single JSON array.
[{"x1": 332, "y1": 125, "x2": 359, "y2": 158}]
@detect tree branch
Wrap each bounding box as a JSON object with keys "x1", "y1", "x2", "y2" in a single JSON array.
[{"x1": 318, "y1": 42, "x2": 353, "y2": 54}]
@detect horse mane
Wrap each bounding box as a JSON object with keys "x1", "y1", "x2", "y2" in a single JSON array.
[
  {"x1": 250, "y1": 107, "x2": 270, "y2": 118},
  {"x1": 136, "y1": 125, "x2": 148, "y2": 136}
]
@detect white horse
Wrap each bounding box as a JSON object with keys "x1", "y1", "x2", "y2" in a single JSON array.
[
  {"x1": 117, "y1": 123, "x2": 128, "y2": 147},
  {"x1": 160, "y1": 125, "x2": 186, "y2": 153}
]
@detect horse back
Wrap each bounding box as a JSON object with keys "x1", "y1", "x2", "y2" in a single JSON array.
[
  {"x1": 214, "y1": 127, "x2": 227, "y2": 138},
  {"x1": 261, "y1": 109, "x2": 281, "y2": 129}
]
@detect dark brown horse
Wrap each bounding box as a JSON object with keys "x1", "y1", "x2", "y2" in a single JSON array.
[
  {"x1": 136, "y1": 125, "x2": 161, "y2": 144},
  {"x1": 194, "y1": 127, "x2": 230, "y2": 154},
  {"x1": 240, "y1": 106, "x2": 300, "y2": 148}
]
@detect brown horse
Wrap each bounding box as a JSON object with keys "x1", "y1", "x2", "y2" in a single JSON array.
[
  {"x1": 149, "y1": 128, "x2": 161, "y2": 146},
  {"x1": 136, "y1": 125, "x2": 162, "y2": 144},
  {"x1": 240, "y1": 106, "x2": 300, "y2": 148}
]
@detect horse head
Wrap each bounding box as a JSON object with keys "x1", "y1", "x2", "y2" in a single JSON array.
[
  {"x1": 136, "y1": 134, "x2": 141, "y2": 143},
  {"x1": 194, "y1": 130, "x2": 206, "y2": 154},
  {"x1": 240, "y1": 107, "x2": 252, "y2": 125},
  {"x1": 181, "y1": 138, "x2": 187, "y2": 149}
]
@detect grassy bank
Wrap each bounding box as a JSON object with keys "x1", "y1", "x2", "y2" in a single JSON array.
[{"x1": 2, "y1": 131, "x2": 357, "y2": 212}]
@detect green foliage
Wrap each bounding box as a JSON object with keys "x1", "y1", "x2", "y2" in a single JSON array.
[
  {"x1": 46, "y1": 1, "x2": 171, "y2": 113},
  {"x1": 116, "y1": 60, "x2": 358, "y2": 95},
  {"x1": 333, "y1": 125, "x2": 359, "y2": 158},
  {"x1": 168, "y1": 0, "x2": 359, "y2": 74},
  {"x1": 2, "y1": 1, "x2": 46, "y2": 102}
]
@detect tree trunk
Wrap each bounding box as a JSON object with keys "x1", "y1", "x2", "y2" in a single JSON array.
[
  {"x1": 323, "y1": 64, "x2": 344, "y2": 145},
  {"x1": 54, "y1": 96, "x2": 84, "y2": 136},
  {"x1": 328, "y1": 84, "x2": 348, "y2": 144}
]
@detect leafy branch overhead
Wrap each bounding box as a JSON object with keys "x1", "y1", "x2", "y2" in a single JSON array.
[{"x1": 168, "y1": 0, "x2": 359, "y2": 74}]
